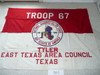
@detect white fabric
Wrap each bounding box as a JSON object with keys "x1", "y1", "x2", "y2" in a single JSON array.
[{"x1": 0, "y1": 33, "x2": 100, "y2": 70}]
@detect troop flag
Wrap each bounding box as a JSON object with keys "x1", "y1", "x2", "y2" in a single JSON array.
[{"x1": 0, "y1": 8, "x2": 100, "y2": 70}]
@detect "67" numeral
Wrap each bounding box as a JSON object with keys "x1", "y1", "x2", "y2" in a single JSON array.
[{"x1": 58, "y1": 13, "x2": 69, "y2": 19}]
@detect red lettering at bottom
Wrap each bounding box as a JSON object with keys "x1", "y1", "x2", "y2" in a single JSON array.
[{"x1": 36, "y1": 59, "x2": 58, "y2": 64}]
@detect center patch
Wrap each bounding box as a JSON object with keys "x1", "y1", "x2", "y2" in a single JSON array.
[{"x1": 31, "y1": 20, "x2": 64, "y2": 47}]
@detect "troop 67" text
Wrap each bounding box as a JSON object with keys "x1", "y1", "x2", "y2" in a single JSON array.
[{"x1": 26, "y1": 12, "x2": 69, "y2": 19}]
